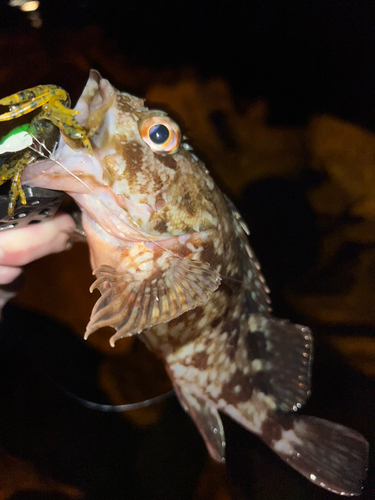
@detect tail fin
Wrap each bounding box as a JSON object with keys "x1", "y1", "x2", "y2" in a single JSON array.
[{"x1": 265, "y1": 414, "x2": 368, "y2": 496}]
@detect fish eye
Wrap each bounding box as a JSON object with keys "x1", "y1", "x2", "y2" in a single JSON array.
[{"x1": 139, "y1": 114, "x2": 181, "y2": 154}]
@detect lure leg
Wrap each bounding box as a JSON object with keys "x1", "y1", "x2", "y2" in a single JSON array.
[
  {"x1": 0, "y1": 85, "x2": 68, "y2": 106},
  {"x1": 0, "y1": 86, "x2": 50, "y2": 106},
  {"x1": 9, "y1": 151, "x2": 39, "y2": 214},
  {"x1": 50, "y1": 98, "x2": 79, "y2": 115},
  {"x1": 0, "y1": 95, "x2": 53, "y2": 121},
  {"x1": 0, "y1": 150, "x2": 38, "y2": 214},
  {"x1": 37, "y1": 111, "x2": 93, "y2": 155},
  {"x1": 0, "y1": 85, "x2": 71, "y2": 121}
]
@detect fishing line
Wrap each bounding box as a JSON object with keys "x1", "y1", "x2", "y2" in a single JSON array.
[
  {"x1": 29, "y1": 135, "x2": 244, "y2": 287},
  {"x1": 30, "y1": 136, "x2": 192, "y2": 260},
  {"x1": 61, "y1": 386, "x2": 174, "y2": 412}
]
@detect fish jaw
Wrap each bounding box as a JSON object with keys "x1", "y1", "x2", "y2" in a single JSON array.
[
  {"x1": 21, "y1": 147, "x2": 102, "y2": 193},
  {"x1": 22, "y1": 70, "x2": 116, "y2": 192}
]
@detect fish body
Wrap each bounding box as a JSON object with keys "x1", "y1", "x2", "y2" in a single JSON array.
[{"x1": 22, "y1": 71, "x2": 368, "y2": 496}]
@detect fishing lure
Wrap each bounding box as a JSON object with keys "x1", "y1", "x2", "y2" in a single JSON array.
[{"x1": 0, "y1": 84, "x2": 92, "y2": 215}]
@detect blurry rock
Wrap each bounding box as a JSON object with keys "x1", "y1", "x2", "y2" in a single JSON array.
[
  {"x1": 286, "y1": 115, "x2": 375, "y2": 326},
  {"x1": 309, "y1": 115, "x2": 375, "y2": 219},
  {"x1": 329, "y1": 335, "x2": 375, "y2": 377},
  {"x1": 287, "y1": 246, "x2": 375, "y2": 325},
  {"x1": 0, "y1": 448, "x2": 84, "y2": 499},
  {"x1": 99, "y1": 343, "x2": 172, "y2": 428}
]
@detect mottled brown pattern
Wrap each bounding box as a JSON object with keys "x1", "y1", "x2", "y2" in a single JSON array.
[
  {"x1": 163, "y1": 176, "x2": 217, "y2": 233},
  {"x1": 274, "y1": 412, "x2": 296, "y2": 431},
  {"x1": 121, "y1": 141, "x2": 143, "y2": 175},
  {"x1": 212, "y1": 297, "x2": 243, "y2": 361},
  {"x1": 225, "y1": 327, "x2": 240, "y2": 361},
  {"x1": 151, "y1": 218, "x2": 168, "y2": 234},
  {"x1": 188, "y1": 305, "x2": 205, "y2": 322},
  {"x1": 245, "y1": 330, "x2": 266, "y2": 360},
  {"x1": 17, "y1": 69, "x2": 370, "y2": 496},
  {"x1": 221, "y1": 368, "x2": 254, "y2": 404},
  {"x1": 156, "y1": 152, "x2": 177, "y2": 170},
  {"x1": 180, "y1": 193, "x2": 196, "y2": 216},
  {"x1": 260, "y1": 416, "x2": 283, "y2": 444},
  {"x1": 210, "y1": 316, "x2": 222, "y2": 329},
  {"x1": 117, "y1": 93, "x2": 135, "y2": 113},
  {"x1": 198, "y1": 239, "x2": 218, "y2": 266},
  {"x1": 251, "y1": 370, "x2": 273, "y2": 395},
  {"x1": 191, "y1": 351, "x2": 209, "y2": 370}
]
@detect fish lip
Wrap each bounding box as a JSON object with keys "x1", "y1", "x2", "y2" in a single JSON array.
[{"x1": 22, "y1": 157, "x2": 57, "y2": 184}]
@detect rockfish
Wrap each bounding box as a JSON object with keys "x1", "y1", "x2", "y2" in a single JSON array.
[{"x1": 22, "y1": 70, "x2": 368, "y2": 496}]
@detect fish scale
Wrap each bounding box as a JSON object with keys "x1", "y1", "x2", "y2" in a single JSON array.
[{"x1": 22, "y1": 70, "x2": 369, "y2": 496}]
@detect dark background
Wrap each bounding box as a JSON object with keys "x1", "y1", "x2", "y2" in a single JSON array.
[{"x1": 1, "y1": 0, "x2": 375, "y2": 126}]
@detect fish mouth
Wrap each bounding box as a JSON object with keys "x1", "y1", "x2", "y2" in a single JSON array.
[
  {"x1": 21, "y1": 146, "x2": 174, "y2": 244},
  {"x1": 67, "y1": 186, "x2": 175, "y2": 244},
  {"x1": 100, "y1": 197, "x2": 176, "y2": 243}
]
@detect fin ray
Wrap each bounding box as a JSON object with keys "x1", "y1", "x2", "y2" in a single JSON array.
[
  {"x1": 266, "y1": 414, "x2": 368, "y2": 496},
  {"x1": 248, "y1": 314, "x2": 313, "y2": 411},
  {"x1": 174, "y1": 385, "x2": 226, "y2": 463},
  {"x1": 85, "y1": 257, "x2": 221, "y2": 343}
]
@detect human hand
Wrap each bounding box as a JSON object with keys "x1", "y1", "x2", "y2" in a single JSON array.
[{"x1": 0, "y1": 212, "x2": 76, "y2": 285}]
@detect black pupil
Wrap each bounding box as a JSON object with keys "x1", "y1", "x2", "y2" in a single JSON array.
[{"x1": 149, "y1": 124, "x2": 170, "y2": 144}]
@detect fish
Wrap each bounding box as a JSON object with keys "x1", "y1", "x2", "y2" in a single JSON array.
[{"x1": 22, "y1": 70, "x2": 369, "y2": 496}]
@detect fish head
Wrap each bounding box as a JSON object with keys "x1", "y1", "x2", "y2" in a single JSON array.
[
  {"x1": 22, "y1": 71, "x2": 223, "y2": 341},
  {"x1": 89, "y1": 70, "x2": 219, "y2": 238},
  {"x1": 24, "y1": 70, "x2": 219, "y2": 242}
]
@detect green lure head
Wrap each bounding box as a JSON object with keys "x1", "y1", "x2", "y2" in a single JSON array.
[{"x1": 0, "y1": 124, "x2": 33, "y2": 154}]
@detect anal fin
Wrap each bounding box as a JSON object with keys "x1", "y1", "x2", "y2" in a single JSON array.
[
  {"x1": 174, "y1": 385, "x2": 226, "y2": 463},
  {"x1": 265, "y1": 414, "x2": 369, "y2": 496}
]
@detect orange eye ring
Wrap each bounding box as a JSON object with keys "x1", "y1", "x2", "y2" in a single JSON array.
[{"x1": 139, "y1": 114, "x2": 181, "y2": 154}]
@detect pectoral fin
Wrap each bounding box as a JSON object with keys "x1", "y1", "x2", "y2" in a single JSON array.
[
  {"x1": 85, "y1": 257, "x2": 221, "y2": 346},
  {"x1": 174, "y1": 385, "x2": 226, "y2": 463}
]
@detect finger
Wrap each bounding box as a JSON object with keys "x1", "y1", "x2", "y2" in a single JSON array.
[
  {"x1": 0, "y1": 265, "x2": 22, "y2": 284},
  {"x1": 0, "y1": 212, "x2": 76, "y2": 267}
]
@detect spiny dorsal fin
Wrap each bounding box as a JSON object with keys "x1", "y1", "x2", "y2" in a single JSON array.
[
  {"x1": 225, "y1": 196, "x2": 271, "y2": 311},
  {"x1": 85, "y1": 257, "x2": 221, "y2": 346}
]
